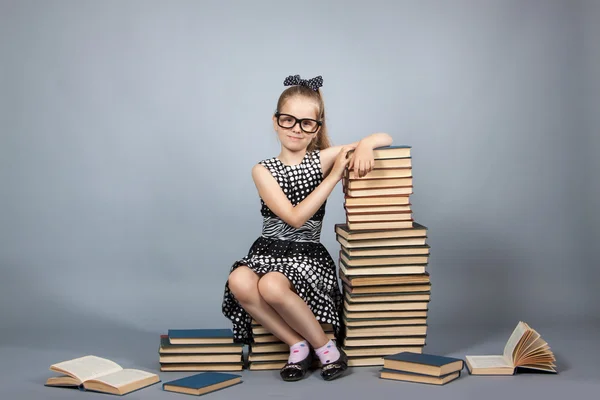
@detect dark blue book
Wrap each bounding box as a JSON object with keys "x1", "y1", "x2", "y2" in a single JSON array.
[
  {"x1": 383, "y1": 352, "x2": 464, "y2": 377},
  {"x1": 162, "y1": 372, "x2": 242, "y2": 396},
  {"x1": 380, "y1": 367, "x2": 461, "y2": 385},
  {"x1": 168, "y1": 329, "x2": 234, "y2": 345}
]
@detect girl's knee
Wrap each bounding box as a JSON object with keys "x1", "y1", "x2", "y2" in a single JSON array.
[
  {"x1": 228, "y1": 266, "x2": 258, "y2": 303},
  {"x1": 258, "y1": 272, "x2": 291, "y2": 304}
]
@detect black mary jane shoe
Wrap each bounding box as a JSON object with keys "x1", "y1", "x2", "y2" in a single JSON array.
[
  {"x1": 280, "y1": 351, "x2": 313, "y2": 382},
  {"x1": 320, "y1": 346, "x2": 348, "y2": 381}
]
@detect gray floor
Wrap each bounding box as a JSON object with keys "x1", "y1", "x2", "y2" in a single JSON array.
[{"x1": 1, "y1": 321, "x2": 598, "y2": 400}]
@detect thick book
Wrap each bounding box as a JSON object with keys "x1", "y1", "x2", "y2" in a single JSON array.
[
  {"x1": 168, "y1": 328, "x2": 234, "y2": 344},
  {"x1": 380, "y1": 368, "x2": 461, "y2": 385},
  {"x1": 159, "y1": 335, "x2": 243, "y2": 354},
  {"x1": 335, "y1": 222, "x2": 427, "y2": 240},
  {"x1": 45, "y1": 355, "x2": 160, "y2": 395},
  {"x1": 465, "y1": 321, "x2": 557, "y2": 375},
  {"x1": 162, "y1": 372, "x2": 241, "y2": 396},
  {"x1": 382, "y1": 352, "x2": 464, "y2": 377}
]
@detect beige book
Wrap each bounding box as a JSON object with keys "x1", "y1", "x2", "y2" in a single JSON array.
[
  {"x1": 343, "y1": 317, "x2": 428, "y2": 327},
  {"x1": 340, "y1": 251, "x2": 428, "y2": 266},
  {"x1": 248, "y1": 352, "x2": 289, "y2": 362},
  {"x1": 343, "y1": 300, "x2": 429, "y2": 312},
  {"x1": 346, "y1": 186, "x2": 413, "y2": 198},
  {"x1": 345, "y1": 325, "x2": 428, "y2": 338},
  {"x1": 160, "y1": 363, "x2": 243, "y2": 372},
  {"x1": 159, "y1": 354, "x2": 242, "y2": 363},
  {"x1": 343, "y1": 346, "x2": 423, "y2": 357},
  {"x1": 380, "y1": 370, "x2": 461, "y2": 385},
  {"x1": 249, "y1": 342, "x2": 289, "y2": 353},
  {"x1": 346, "y1": 168, "x2": 413, "y2": 180},
  {"x1": 344, "y1": 336, "x2": 426, "y2": 347},
  {"x1": 344, "y1": 291, "x2": 430, "y2": 303},
  {"x1": 346, "y1": 212, "x2": 413, "y2": 223},
  {"x1": 45, "y1": 355, "x2": 160, "y2": 395},
  {"x1": 465, "y1": 321, "x2": 557, "y2": 375},
  {"x1": 341, "y1": 244, "x2": 429, "y2": 257},
  {"x1": 344, "y1": 204, "x2": 413, "y2": 214},
  {"x1": 344, "y1": 309, "x2": 428, "y2": 319},
  {"x1": 343, "y1": 283, "x2": 431, "y2": 295},
  {"x1": 340, "y1": 261, "x2": 426, "y2": 276},
  {"x1": 346, "y1": 177, "x2": 413, "y2": 190},
  {"x1": 344, "y1": 195, "x2": 410, "y2": 207},
  {"x1": 336, "y1": 235, "x2": 426, "y2": 249}
]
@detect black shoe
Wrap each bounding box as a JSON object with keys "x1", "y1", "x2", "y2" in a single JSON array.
[
  {"x1": 320, "y1": 346, "x2": 348, "y2": 381},
  {"x1": 280, "y1": 351, "x2": 313, "y2": 382}
]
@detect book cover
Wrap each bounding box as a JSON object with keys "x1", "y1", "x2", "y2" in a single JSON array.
[{"x1": 162, "y1": 372, "x2": 242, "y2": 396}]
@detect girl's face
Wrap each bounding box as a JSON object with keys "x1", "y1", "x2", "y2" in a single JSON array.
[{"x1": 273, "y1": 96, "x2": 321, "y2": 153}]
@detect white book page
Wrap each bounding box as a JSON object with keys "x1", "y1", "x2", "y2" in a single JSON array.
[
  {"x1": 51, "y1": 356, "x2": 122, "y2": 382},
  {"x1": 503, "y1": 322, "x2": 528, "y2": 362},
  {"x1": 89, "y1": 369, "x2": 157, "y2": 388},
  {"x1": 466, "y1": 355, "x2": 513, "y2": 368}
]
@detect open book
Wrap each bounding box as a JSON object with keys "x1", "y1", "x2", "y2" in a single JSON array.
[
  {"x1": 465, "y1": 321, "x2": 557, "y2": 375},
  {"x1": 45, "y1": 355, "x2": 160, "y2": 395}
]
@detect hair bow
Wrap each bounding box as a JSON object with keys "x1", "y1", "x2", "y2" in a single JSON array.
[{"x1": 283, "y1": 75, "x2": 323, "y2": 91}]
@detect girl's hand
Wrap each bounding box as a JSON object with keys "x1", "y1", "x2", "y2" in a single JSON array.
[
  {"x1": 348, "y1": 141, "x2": 375, "y2": 178},
  {"x1": 329, "y1": 146, "x2": 353, "y2": 181}
]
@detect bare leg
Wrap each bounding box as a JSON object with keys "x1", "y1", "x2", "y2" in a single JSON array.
[
  {"x1": 258, "y1": 272, "x2": 330, "y2": 349},
  {"x1": 228, "y1": 266, "x2": 304, "y2": 346}
]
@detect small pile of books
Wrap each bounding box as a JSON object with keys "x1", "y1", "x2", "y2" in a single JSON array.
[
  {"x1": 337, "y1": 145, "x2": 432, "y2": 366},
  {"x1": 158, "y1": 328, "x2": 244, "y2": 372},
  {"x1": 380, "y1": 352, "x2": 464, "y2": 385},
  {"x1": 247, "y1": 320, "x2": 335, "y2": 370}
]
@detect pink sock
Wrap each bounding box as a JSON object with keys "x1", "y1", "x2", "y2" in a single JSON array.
[
  {"x1": 314, "y1": 339, "x2": 340, "y2": 365},
  {"x1": 288, "y1": 340, "x2": 309, "y2": 363}
]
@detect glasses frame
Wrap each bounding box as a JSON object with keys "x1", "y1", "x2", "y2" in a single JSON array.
[{"x1": 274, "y1": 112, "x2": 322, "y2": 134}]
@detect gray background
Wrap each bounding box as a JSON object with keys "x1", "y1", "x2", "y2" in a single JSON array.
[{"x1": 1, "y1": 0, "x2": 598, "y2": 399}]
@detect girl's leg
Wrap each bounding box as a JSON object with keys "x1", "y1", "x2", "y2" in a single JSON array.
[
  {"x1": 257, "y1": 271, "x2": 330, "y2": 349},
  {"x1": 227, "y1": 266, "x2": 304, "y2": 346}
]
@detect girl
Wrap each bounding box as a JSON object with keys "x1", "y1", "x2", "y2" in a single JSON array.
[{"x1": 221, "y1": 74, "x2": 393, "y2": 381}]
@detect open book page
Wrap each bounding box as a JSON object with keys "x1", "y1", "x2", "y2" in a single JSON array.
[
  {"x1": 50, "y1": 356, "x2": 122, "y2": 383},
  {"x1": 466, "y1": 355, "x2": 513, "y2": 369},
  {"x1": 87, "y1": 369, "x2": 158, "y2": 388},
  {"x1": 503, "y1": 321, "x2": 528, "y2": 363}
]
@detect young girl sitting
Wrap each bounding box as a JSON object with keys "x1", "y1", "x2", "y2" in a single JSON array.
[{"x1": 222, "y1": 74, "x2": 393, "y2": 381}]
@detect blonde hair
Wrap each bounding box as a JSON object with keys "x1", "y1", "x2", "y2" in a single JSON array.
[{"x1": 275, "y1": 85, "x2": 331, "y2": 152}]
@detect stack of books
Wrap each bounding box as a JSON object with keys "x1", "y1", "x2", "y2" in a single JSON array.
[
  {"x1": 247, "y1": 320, "x2": 335, "y2": 370},
  {"x1": 337, "y1": 145, "x2": 432, "y2": 366},
  {"x1": 380, "y1": 352, "x2": 464, "y2": 385},
  {"x1": 158, "y1": 328, "x2": 244, "y2": 372}
]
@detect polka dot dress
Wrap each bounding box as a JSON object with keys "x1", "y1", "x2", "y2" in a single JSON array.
[{"x1": 221, "y1": 149, "x2": 343, "y2": 345}]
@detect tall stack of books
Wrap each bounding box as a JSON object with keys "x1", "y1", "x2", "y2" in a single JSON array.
[
  {"x1": 158, "y1": 328, "x2": 244, "y2": 372},
  {"x1": 247, "y1": 320, "x2": 335, "y2": 370},
  {"x1": 337, "y1": 145, "x2": 432, "y2": 367}
]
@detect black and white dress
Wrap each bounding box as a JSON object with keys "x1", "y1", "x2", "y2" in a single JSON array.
[{"x1": 221, "y1": 149, "x2": 343, "y2": 345}]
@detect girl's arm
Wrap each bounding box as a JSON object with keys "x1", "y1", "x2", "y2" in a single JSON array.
[
  {"x1": 320, "y1": 132, "x2": 393, "y2": 178},
  {"x1": 251, "y1": 147, "x2": 353, "y2": 229}
]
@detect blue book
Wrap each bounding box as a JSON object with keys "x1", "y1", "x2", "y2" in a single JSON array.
[
  {"x1": 383, "y1": 352, "x2": 464, "y2": 377},
  {"x1": 380, "y1": 368, "x2": 462, "y2": 385},
  {"x1": 162, "y1": 372, "x2": 242, "y2": 396},
  {"x1": 168, "y1": 329, "x2": 234, "y2": 345}
]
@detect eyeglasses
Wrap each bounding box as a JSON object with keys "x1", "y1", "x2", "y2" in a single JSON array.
[{"x1": 275, "y1": 112, "x2": 322, "y2": 134}]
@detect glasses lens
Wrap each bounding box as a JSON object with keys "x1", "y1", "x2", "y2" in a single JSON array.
[
  {"x1": 301, "y1": 119, "x2": 318, "y2": 133},
  {"x1": 278, "y1": 114, "x2": 296, "y2": 128}
]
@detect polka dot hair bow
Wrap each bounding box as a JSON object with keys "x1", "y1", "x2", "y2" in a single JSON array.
[{"x1": 283, "y1": 75, "x2": 323, "y2": 91}]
